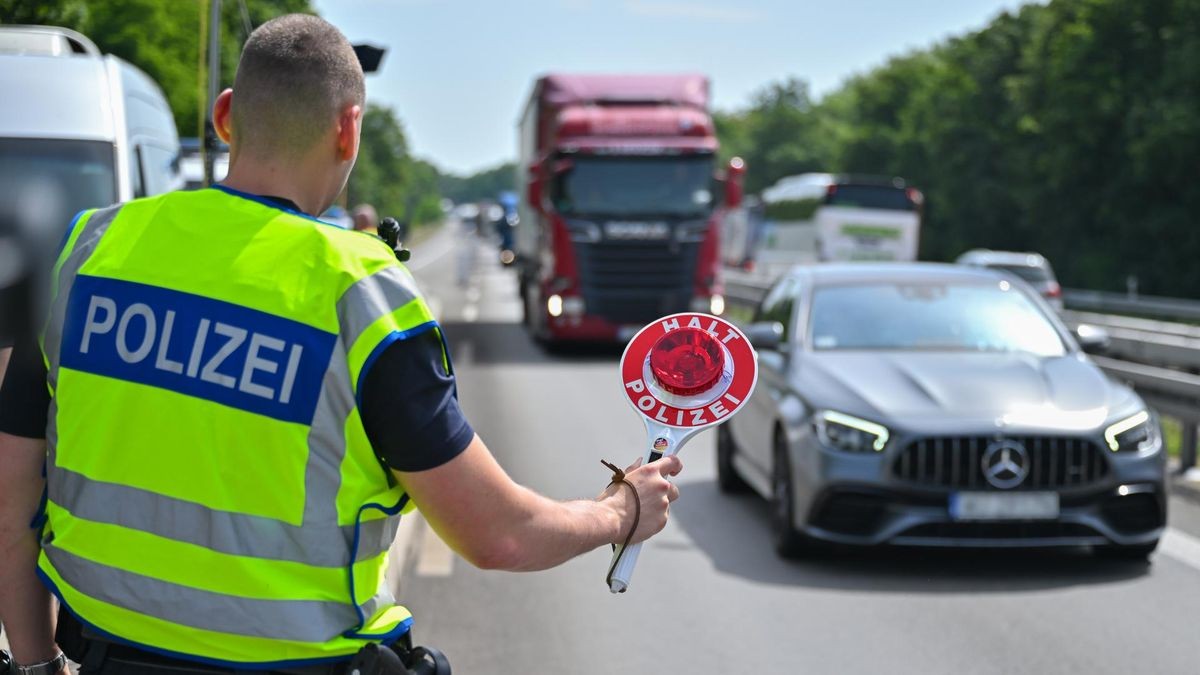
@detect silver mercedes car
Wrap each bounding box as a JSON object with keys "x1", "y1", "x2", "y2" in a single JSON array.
[{"x1": 720, "y1": 264, "x2": 1166, "y2": 559}]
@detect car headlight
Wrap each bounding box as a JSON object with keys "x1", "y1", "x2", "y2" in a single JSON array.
[
  {"x1": 814, "y1": 411, "x2": 890, "y2": 453},
  {"x1": 1104, "y1": 410, "x2": 1159, "y2": 452}
]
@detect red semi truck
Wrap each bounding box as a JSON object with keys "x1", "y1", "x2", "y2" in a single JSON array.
[{"x1": 516, "y1": 73, "x2": 743, "y2": 345}]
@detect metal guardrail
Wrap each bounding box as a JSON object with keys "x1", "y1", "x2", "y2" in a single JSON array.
[
  {"x1": 724, "y1": 274, "x2": 1200, "y2": 471},
  {"x1": 1064, "y1": 288, "x2": 1200, "y2": 321},
  {"x1": 1062, "y1": 311, "x2": 1200, "y2": 372}
]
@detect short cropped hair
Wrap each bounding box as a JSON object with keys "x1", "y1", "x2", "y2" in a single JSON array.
[{"x1": 230, "y1": 14, "x2": 365, "y2": 159}]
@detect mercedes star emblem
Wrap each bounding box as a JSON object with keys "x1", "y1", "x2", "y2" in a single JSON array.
[{"x1": 982, "y1": 440, "x2": 1029, "y2": 489}]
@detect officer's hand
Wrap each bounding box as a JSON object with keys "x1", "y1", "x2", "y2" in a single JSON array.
[{"x1": 600, "y1": 456, "x2": 682, "y2": 545}]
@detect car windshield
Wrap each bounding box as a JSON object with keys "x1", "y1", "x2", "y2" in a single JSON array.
[
  {"x1": 552, "y1": 155, "x2": 714, "y2": 218},
  {"x1": 809, "y1": 281, "x2": 1066, "y2": 356},
  {"x1": 988, "y1": 263, "x2": 1053, "y2": 283},
  {"x1": 0, "y1": 138, "x2": 116, "y2": 230}
]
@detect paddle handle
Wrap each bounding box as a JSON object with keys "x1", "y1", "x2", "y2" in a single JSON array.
[{"x1": 606, "y1": 438, "x2": 678, "y2": 594}]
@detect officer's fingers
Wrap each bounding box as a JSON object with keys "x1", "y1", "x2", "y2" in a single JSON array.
[
  {"x1": 656, "y1": 455, "x2": 683, "y2": 477},
  {"x1": 624, "y1": 457, "x2": 644, "y2": 473},
  {"x1": 667, "y1": 481, "x2": 680, "y2": 503}
]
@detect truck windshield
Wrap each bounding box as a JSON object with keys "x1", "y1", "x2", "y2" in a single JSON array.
[
  {"x1": 0, "y1": 138, "x2": 117, "y2": 230},
  {"x1": 552, "y1": 155, "x2": 715, "y2": 218}
]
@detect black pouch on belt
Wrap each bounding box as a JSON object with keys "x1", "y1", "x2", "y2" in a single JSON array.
[
  {"x1": 348, "y1": 643, "x2": 451, "y2": 675},
  {"x1": 346, "y1": 644, "x2": 410, "y2": 675}
]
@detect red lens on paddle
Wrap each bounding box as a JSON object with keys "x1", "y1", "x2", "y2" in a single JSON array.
[{"x1": 649, "y1": 327, "x2": 725, "y2": 396}]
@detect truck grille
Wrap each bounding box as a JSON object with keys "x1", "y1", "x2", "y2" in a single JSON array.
[
  {"x1": 892, "y1": 436, "x2": 1109, "y2": 490},
  {"x1": 576, "y1": 240, "x2": 698, "y2": 325}
]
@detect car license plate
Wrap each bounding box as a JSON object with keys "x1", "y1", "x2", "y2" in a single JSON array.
[{"x1": 949, "y1": 492, "x2": 1060, "y2": 521}]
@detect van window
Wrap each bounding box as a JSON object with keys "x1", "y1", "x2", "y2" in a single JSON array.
[
  {"x1": 138, "y1": 143, "x2": 181, "y2": 196},
  {"x1": 130, "y1": 146, "x2": 145, "y2": 198},
  {"x1": 0, "y1": 138, "x2": 116, "y2": 230}
]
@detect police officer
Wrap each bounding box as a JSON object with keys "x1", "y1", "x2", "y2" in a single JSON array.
[{"x1": 0, "y1": 15, "x2": 680, "y2": 675}]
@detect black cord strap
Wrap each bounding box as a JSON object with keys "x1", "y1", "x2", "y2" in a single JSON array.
[{"x1": 602, "y1": 459, "x2": 640, "y2": 590}]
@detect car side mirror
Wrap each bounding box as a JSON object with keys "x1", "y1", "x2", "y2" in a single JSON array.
[
  {"x1": 1075, "y1": 324, "x2": 1110, "y2": 354},
  {"x1": 724, "y1": 157, "x2": 745, "y2": 208},
  {"x1": 744, "y1": 321, "x2": 785, "y2": 351}
]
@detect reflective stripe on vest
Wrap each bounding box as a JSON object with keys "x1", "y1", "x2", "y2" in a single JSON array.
[{"x1": 37, "y1": 189, "x2": 440, "y2": 667}]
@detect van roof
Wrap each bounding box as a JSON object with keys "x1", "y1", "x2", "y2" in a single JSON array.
[{"x1": 0, "y1": 51, "x2": 116, "y2": 141}]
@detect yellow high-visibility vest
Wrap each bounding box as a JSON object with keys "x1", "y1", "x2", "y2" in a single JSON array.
[{"x1": 37, "y1": 186, "x2": 438, "y2": 668}]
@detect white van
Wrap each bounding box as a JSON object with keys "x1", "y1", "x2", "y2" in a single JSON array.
[{"x1": 0, "y1": 25, "x2": 183, "y2": 234}]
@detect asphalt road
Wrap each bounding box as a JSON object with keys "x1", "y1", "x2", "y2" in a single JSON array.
[
  {"x1": 4, "y1": 224, "x2": 1199, "y2": 673},
  {"x1": 401, "y1": 224, "x2": 1200, "y2": 675}
]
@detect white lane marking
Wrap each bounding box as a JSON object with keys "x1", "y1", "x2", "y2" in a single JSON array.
[
  {"x1": 463, "y1": 304, "x2": 479, "y2": 322},
  {"x1": 415, "y1": 519, "x2": 455, "y2": 578},
  {"x1": 466, "y1": 287, "x2": 482, "y2": 303},
  {"x1": 1160, "y1": 527, "x2": 1200, "y2": 573}
]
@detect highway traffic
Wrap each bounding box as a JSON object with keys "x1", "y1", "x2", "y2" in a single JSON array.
[
  {"x1": 3, "y1": 5, "x2": 1199, "y2": 673},
  {"x1": 397, "y1": 225, "x2": 1200, "y2": 674}
]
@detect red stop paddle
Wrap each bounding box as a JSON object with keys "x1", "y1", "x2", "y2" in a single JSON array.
[{"x1": 608, "y1": 313, "x2": 758, "y2": 593}]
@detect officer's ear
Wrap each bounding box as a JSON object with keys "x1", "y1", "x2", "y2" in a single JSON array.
[
  {"x1": 335, "y1": 104, "x2": 362, "y2": 162},
  {"x1": 213, "y1": 89, "x2": 234, "y2": 145}
]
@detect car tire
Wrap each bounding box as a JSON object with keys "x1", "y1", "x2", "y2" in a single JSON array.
[
  {"x1": 716, "y1": 425, "x2": 750, "y2": 494},
  {"x1": 1094, "y1": 539, "x2": 1159, "y2": 562},
  {"x1": 771, "y1": 433, "x2": 809, "y2": 558}
]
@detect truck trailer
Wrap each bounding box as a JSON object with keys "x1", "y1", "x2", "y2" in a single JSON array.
[{"x1": 516, "y1": 73, "x2": 743, "y2": 346}]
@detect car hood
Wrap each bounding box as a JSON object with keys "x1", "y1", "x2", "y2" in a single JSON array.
[{"x1": 798, "y1": 351, "x2": 1140, "y2": 431}]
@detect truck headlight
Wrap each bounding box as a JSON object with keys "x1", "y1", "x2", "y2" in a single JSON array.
[
  {"x1": 1104, "y1": 410, "x2": 1159, "y2": 452},
  {"x1": 814, "y1": 411, "x2": 890, "y2": 453}
]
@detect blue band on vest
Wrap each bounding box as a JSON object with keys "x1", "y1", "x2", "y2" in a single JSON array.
[{"x1": 59, "y1": 275, "x2": 336, "y2": 425}]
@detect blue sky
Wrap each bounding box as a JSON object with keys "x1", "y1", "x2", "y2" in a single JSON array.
[{"x1": 314, "y1": 0, "x2": 1032, "y2": 175}]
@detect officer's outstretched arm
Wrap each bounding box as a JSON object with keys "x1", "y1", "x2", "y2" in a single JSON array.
[
  {"x1": 393, "y1": 434, "x2": 682, "y2": 572},
  {"x1": 0, "y1": 432, "x2": 65, "y2": 671}
]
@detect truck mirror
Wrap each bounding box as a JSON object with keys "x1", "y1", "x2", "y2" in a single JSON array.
[{"x1": 724, "y1": 157, "x2": 745, "y2": 208}]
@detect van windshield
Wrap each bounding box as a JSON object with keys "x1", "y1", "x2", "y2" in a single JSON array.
[{"x1": 0, "y1": 138, "x2": 117, "y2": 230}]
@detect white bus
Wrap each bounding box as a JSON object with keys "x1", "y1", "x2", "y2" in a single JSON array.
[{"x1": 754, "y1": 173, "x2": 922, "y2": 275}]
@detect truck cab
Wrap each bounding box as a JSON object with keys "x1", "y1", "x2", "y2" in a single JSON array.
[{"x1": 517, "y1": 74, "x2": 742, "y2": 346}]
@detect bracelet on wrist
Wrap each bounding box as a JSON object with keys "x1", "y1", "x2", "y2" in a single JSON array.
[{"x1": 15, "y1": 651, "x2": 67, "y2": 675}]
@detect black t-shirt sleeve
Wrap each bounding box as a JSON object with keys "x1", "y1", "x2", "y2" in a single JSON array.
[
  {"x1": 0, "y1": 328, "x2": 50, "y2": 439},
  {"x1": 358, "y1": 328, "x2": 474, "y2": 472}
]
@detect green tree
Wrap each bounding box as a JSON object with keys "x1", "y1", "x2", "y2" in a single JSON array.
[
  {"x1": 437, "y1": 162, "x2": 517, "y2": 204},
  {"x1": 0, "y1": 0, "x2": 86, "y2": 25},
  {"x1": 715, "y1": 0, "x2": 1200, "y2": 296},
  {"x1": 347, "y1": 104, "x2": 443, "y2": 225}
]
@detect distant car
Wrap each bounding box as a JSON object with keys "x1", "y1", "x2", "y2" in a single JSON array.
[
  {"x1": 722, "y1": 264, "x2": 1165, "y2": 560},
  {"x1": 956, "y1": 249, "x2": 1064, "y2": 311}
]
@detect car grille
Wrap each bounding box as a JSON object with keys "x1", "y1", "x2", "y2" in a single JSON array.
[
  {"x1": 892, "y1": 436, "x2": 1109, "y2": 490},
  {"x1": 576, "y1": 240, "x2": 698, "y2": 325}
]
